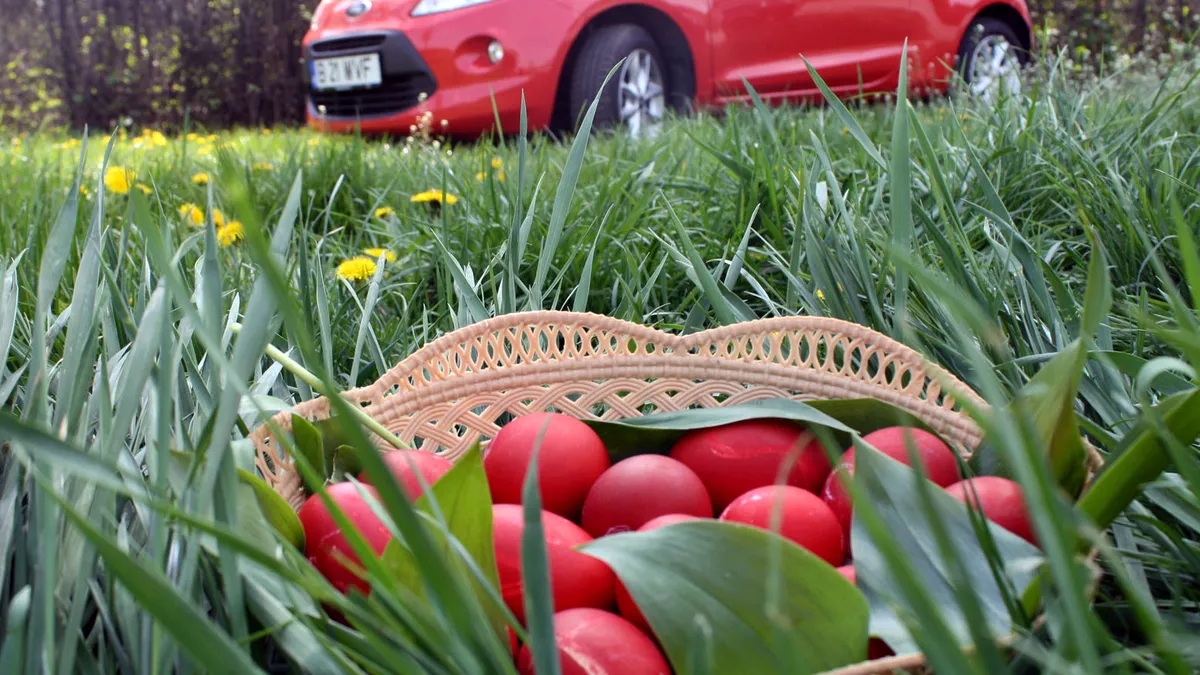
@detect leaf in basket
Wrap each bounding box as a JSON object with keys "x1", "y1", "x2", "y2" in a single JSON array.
[
  {"x1": 290, "y1": 414, "x2": 326, "y2": 488},
  {"x1": 236, "y1": 467, "x2": 306, "y2": 551},
  {"x1": 579, "y1": 520, "x2": 869, "y2": 674},
  {"x1": 331, "y1": 444, "x2": 364, "y2": 482},
  {"x1": 970, "y1": 340, "x2": 1090, "y2": 499},
  {"x1": 584, "y1": 397, "x2": 941, "y2": 460},
  {"x1": 851, "y1": 439, "x2": 1045, "y2": 656},
  {"x1": 381, "y1": 444, "x2": 507, "y2": 641}
]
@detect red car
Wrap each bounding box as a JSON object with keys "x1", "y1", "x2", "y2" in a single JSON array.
[{"x1": 304, "y1": 0, "x2": 1031, "y2": 139}]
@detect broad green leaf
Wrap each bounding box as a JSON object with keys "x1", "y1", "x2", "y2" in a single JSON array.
[
  {"x1": 332, "y1": 444, "x2": 364, "y2": 482},
  {"x1": 291, "y1": 414, "x2": 326, "y2": 489},
  {"x1": 381, "y1": 445, "x2": 506, "y2": 640},
  {"x1": 971, "y1": 340, "x2": 1091, "y2": 498},
  {"x1": 580, "y1": 520, "x2": 869, "y2": 674},
  {"x1": 237, "y1": 468, "x2": 305, "y2": 550},
  {"x1": 851, "y1": 441, "x2": 1045, "y2": 656},
  {"x1": 583, "y1": 398, "x2": 926, "y2": 460}
]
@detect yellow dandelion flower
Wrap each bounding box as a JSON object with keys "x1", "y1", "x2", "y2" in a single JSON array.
[
  {"x1": 103, "y1": 167, "x2": 135, "y2": 195},
  {"x1": 336, "y1": 256, "x2": 378, "y2": 282},
  {"x1": 410, "y1": 189, "x2": 458, "y2": 206},
  {"x1": 374, "y1": 206, "x2": 395, "y2": 219},
  {"x1": 150, "y1": 131, "x2": 168, "y2": 147},
  {"x1": 496, "y1": 172, "x2": 505, "y2": 182},
  {"x1": 206, "y1": 134, "x2": 218, "y2": 142},
  {"x1": 363, "y1": 247, "x2": 397, "y2": 262},
  {"x1": 192, "y1": 172, "x2": 210, "y2": 185},
  {"x1": 476, "y1": 171, "x2": 486, "y2": 182},
  {"x1": 186, "y1": 132, "x2": 201, "y2": 141},
  {"x1": 490, "y1": 157, "x2": 503, "y2": 170},
  {"x1": 178, "y1": 203, "x2": 204, "y2": 226},
  {"x1": 135, "y1": 183, "x2": 152, "y2": 195},
  {"x1": 261, "y1": 128, "x2": 272, "y2": 135},
  {"x1": 79, "y1": 184, "x2": 90, "y2": 196},
  {"x1": 252, "y1": 162, "x2": 274, "y2": 171},
  {"x1": 217, "y1": 220, "x2": 245, "y2": 247},
  {"x1": 211, "y1": 208, "x2": 226, "y2": 227},
  {"x1": 308, "y1": 138, "x2": 321, "y2": 147}
]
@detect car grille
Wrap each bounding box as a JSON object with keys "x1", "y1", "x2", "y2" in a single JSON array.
[
  {"x1": 311, "y1": 35, "x2": 386, "y2": 53},
  {"x1": 309, "y1": 73, "x2": 437, "y2": 119}
]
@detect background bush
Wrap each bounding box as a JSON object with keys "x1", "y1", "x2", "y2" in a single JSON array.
[{"x1": 0, "y1": 0, "x2": 1197, "y2": 133}]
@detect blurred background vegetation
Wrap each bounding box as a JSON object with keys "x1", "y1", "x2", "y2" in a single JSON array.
[{"x1": 0, "y1": 0, "x2": 1198, "y2": 133}]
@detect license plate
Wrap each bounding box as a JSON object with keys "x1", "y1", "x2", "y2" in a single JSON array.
[{"x1": 311, "y1": 53, "x2": 383, "y2": 91}]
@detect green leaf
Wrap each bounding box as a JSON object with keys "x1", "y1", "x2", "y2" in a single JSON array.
[
  {"x1": 531, "y1": 60, "x2": 621, "y2": 308},
  {"x1": 290, "y1": 414, "x2": 326, "y2": 489},
  {"x1": 851, "y1": 440, "x2": 1045, "y2": 656},
  {"x1": 36, "y1": 474, "x2": 268, "y2": 675},
  {"x1": 0, "y1": 586, "x2": 30, "y2": 674},
  {"x1": 1079, "y1": 227, "x2": 1113, "y2": 339},
  {"x1": 583, "y1": 397, "x2": 932, "y2": 460},
  {"x1": 381, "y1": 445, "x2": 506, "y2": 640},
  {"x1": 579, "y1": 520, "x2": 869, "y2": 674},
  {"x1": 972, "y1": 341, "x2": 1091, "y2": 498},
  {"x1": 801, "y1": 55, "x2": 887, "y2": 170},
  {"x1": 236, "y1": 468, "x2": 305, "y2": 550},
  {"x1": 1075, "y1": 389, "x2": 1200, "y2": 530},
  {"x1": 331, "y1": 444, "x2": 364, "y2": 482},
  {"x1": 889, "y1": 42, "x2": 913, "y2": 335}
]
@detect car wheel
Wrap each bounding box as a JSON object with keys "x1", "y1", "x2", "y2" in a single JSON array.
[
  {"x1": 956, "y1": 18, "x2": 1026, "y2": 102},
  {"x1": 568, "y1": 24, "x2": 668, "y2": 139}
]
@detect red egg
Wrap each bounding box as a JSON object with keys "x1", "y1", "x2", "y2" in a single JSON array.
[
  {"x1": 821, "y1": 465, "x2": 855, "y2": 547},
  {"x1": 358, "y1": 449, "x2": 453, "y2": 500},
  {"x1": 485, "y1": 412, "x2": 611, "y2": 519},
  {"x1": 516, "y1": 608, "x2": 671, "y2": 675},
  {"x1": 638, "y1": 513, "x2": 705, "y2": 531},
  {"x1": 669, "y1": 419, "x2": 833, "y2": 511},
  {"x1": 613, "y1": 513, "x2": 704, "y2": 633},
  {"x1": 580, "y1": 455, "x2": 712, "y2": 538},
  {"x1": 720, "y1": 485, "x2": 845, "y2": 566},
  {"x1": 492, "y1": 504, "x2": 616, "y2": 624},
  {"x1": 846, "y1": 427, "x2": 961, "y2": 487},
  {"x1": 298, "y1": 483, "x2": 393, "y2": 595},
  {"x1": 821, "y1": 426, "x2": 961, "y2": 553},
  {"x1": 945, "y1": 476, "x2": 1037, "y2": 546},
  {"x1": 836, "y1": 564, "x2": 856, "y2": 585}
]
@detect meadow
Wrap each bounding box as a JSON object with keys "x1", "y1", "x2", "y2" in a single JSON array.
[{"x1": 1, "y1": 50, "x2": 1199, "y2": 674}]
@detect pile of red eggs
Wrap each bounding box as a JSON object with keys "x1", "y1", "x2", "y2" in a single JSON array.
[{"x1": 297, "y1": 412, "x2": 1036, "y2": 674}]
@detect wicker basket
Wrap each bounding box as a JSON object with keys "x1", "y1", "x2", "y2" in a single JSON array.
[{"x1": 247, "y1": 310, "x2": 1099, "y2": 675}]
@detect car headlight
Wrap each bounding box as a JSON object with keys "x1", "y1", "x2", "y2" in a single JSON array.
[{"x1": 411, "y1": 0, "x2": 496, "y2": 17}]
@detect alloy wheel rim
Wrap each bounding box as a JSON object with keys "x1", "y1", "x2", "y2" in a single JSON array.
[
  {"x1": 968, "y1": 35, "x2": 1022, "y2": 102},
  {"x1": 616, "y1": 48, "x2": 666, "y2": 139}
]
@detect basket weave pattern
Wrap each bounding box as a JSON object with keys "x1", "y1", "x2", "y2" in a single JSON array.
[{"x1": 250, "y1": 311, "x2": 989, "y2": 512}]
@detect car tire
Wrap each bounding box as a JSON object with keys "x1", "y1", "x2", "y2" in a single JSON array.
[
  {"x1": 956, "y1": 17, "x2": 1027, "y2": 100},
  {"x1": 567, "y1": 24, "x2": 668, "y2": 138}
]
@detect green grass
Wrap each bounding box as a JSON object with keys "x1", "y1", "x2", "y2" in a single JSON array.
[{"x1": 1, "y1": 49, "x2": 1200, "y2": 674}]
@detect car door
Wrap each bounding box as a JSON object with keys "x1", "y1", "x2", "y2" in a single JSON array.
[{"x1": 709, "y1": 0, "x2": 918, "y2": 101}]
